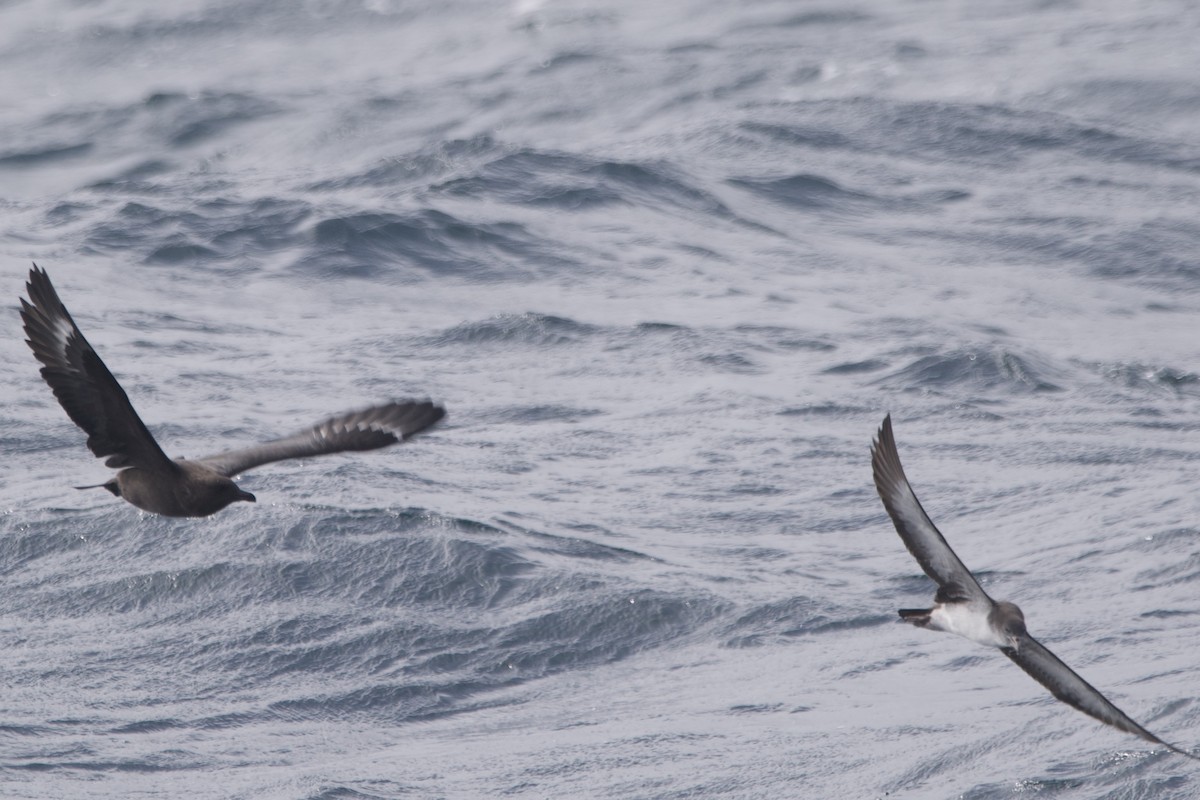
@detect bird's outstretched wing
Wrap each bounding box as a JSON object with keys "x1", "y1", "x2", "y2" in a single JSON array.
[
  {"x1": 197, "y1": 400, "x2": 446, "y2": 477},
  {"x1": 1004, "y1": 633, "x2": 1199, "y2": 759},
  {"x1": 871, "y1": 414, "x2": 989, "y2": 604},
  {"x1": 20, "y1": 265, "x2": 175, "y2": 472}
]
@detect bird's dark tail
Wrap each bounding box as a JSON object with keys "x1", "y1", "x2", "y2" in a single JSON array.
[
  {"x1": 898, "y1": 608, "x2": 933, "y2": 627},
  {"x1": 75, "y1": 481, "x2": 120, "y2": 497}
]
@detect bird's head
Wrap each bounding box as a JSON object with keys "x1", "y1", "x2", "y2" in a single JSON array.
[
  {"x1": 217, "y1": 479, "x2": 256, "y2": 508},
  {"x1": 993, "y1": 601, "x2": 1027, "y2": 649}
]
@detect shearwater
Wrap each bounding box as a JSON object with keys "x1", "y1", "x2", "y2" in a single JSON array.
[{"x1": 872, "y1": 414, "x2": 1197, "y2": 760}]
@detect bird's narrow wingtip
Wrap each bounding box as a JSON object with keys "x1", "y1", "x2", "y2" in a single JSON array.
[
  {"x1": 1161, "y1": 741, "x2": 1200, "y2": 762},
  {"x1": 871, "y1": 413, "x2": 894, "y2": 457}
]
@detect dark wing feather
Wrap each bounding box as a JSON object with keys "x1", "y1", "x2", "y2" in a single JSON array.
[
  {"x1": 1003, "y1": 633, "x2": 1199, "y2": 759},
  {"x1": 871, "y1": 415, "x2": 989, "y2": 603},
  {"x1": 197, "y1": 400, "x2": 445, "y2": 477},
  {"x1": 20, "y1": 265, "x2": 174, "y2": 472}
]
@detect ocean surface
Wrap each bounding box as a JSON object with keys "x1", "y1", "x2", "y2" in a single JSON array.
[{"x1": 3, "y1": 0, "x2": 1200, "y2": 797}]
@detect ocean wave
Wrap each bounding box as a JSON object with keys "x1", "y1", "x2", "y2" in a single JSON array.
[
  {"x1": 876, "y1": 348, "x2": 1065, "y2": 395},
  {"x1": 298, "y1": 209, "x2": 578, "y2": 281}
]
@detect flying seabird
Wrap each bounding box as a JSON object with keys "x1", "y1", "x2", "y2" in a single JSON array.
[
  {"x1": 871, "y1": 414, "x2": 1198, "y2": 760},
  {"x1": 20, "y1": 264, "x2": 446, "y2": 517}
]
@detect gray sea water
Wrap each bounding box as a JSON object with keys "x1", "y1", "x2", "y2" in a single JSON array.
[{"x1": 3, "y1": 0, "x2": 1200, "y2": 797}]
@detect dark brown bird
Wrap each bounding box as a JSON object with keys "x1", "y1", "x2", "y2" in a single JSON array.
[{"x1": 20, "y1": 265, "x2": 445, "y2": 517}]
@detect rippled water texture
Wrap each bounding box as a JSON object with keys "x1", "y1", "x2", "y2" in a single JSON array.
[{"x1": 3, "y1": 1, "x2": 1200, "y2": 798}]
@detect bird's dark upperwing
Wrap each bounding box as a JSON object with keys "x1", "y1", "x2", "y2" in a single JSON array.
[
  {"x1": 871, "y1": 415, "x2": 989, "y2": 604},
  {"x1": 20, "y1": 265, "x2": 174, "y2": 472},
  {"x1": 1003, "y1": 633, "x2": 1198, "y2": 759},
  {"x1": 196, "y1": 400, "x2": 446, "y2": 478}
]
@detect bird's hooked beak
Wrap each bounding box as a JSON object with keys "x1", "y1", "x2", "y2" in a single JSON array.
[{"x1": 239, "y1": 489, "x2": 257, "y2": 504}]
